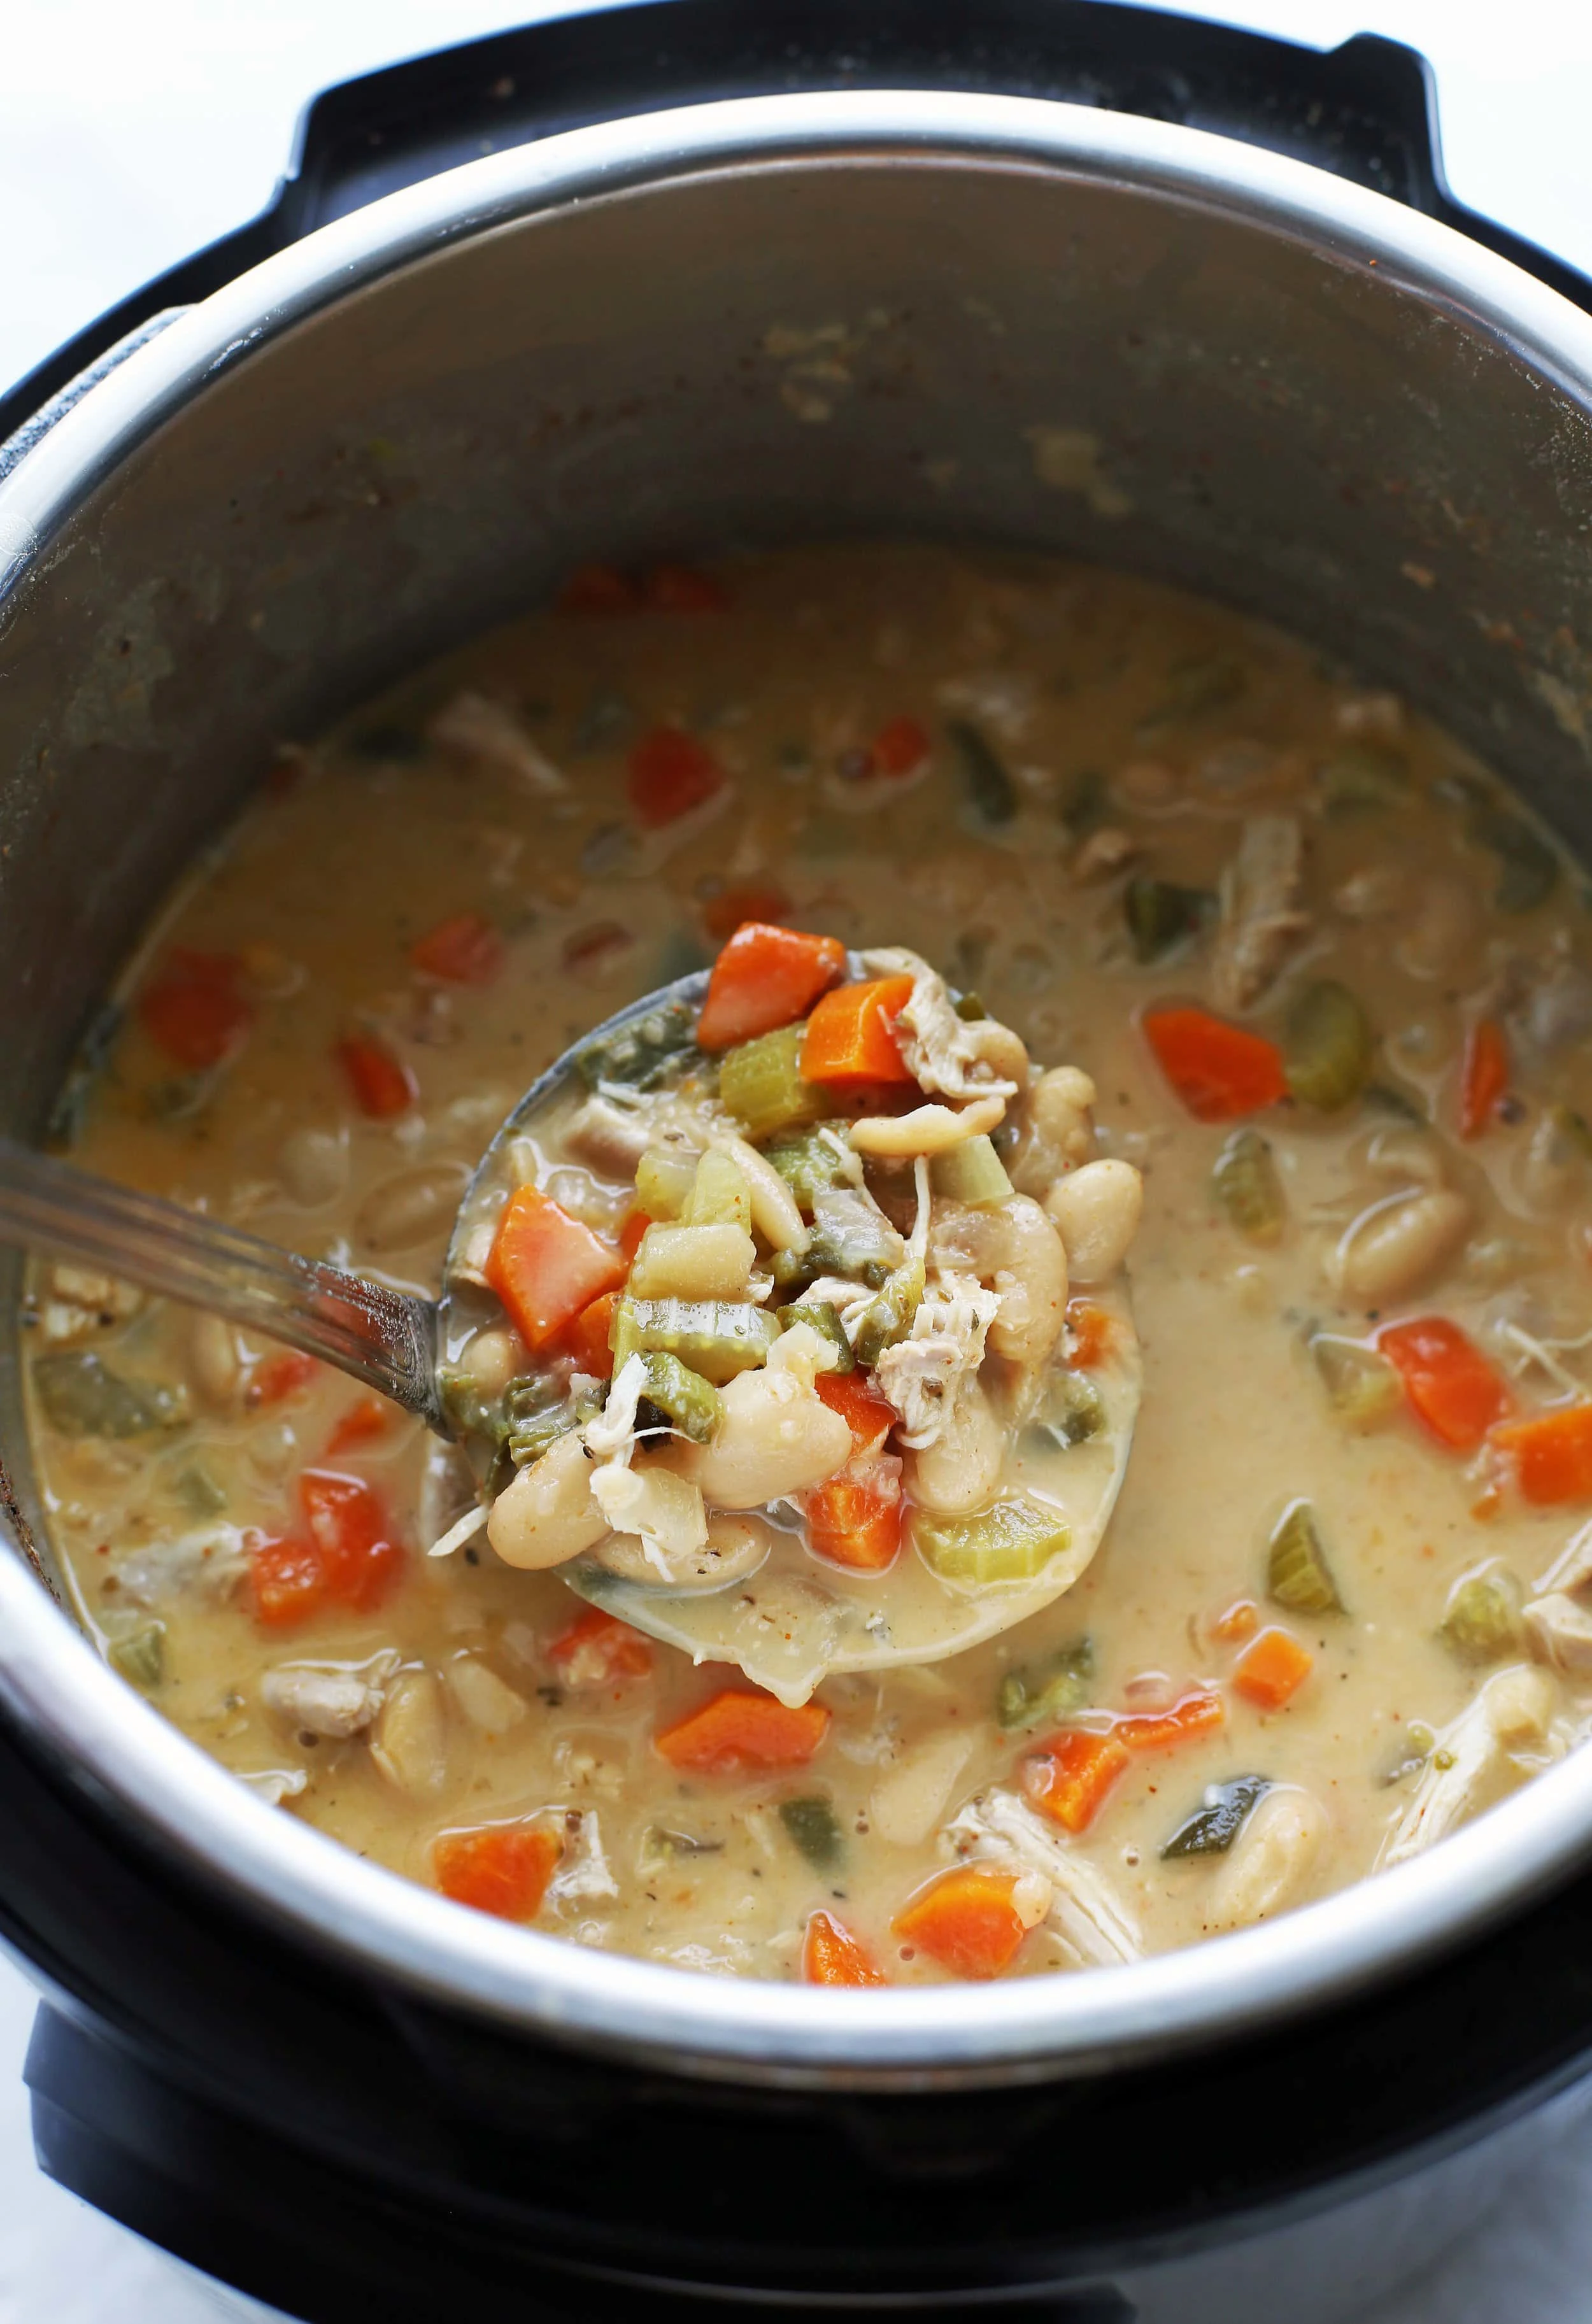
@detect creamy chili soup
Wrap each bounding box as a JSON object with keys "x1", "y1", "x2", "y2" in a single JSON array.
[{"x1": 25, "y1": 544, "x2": 1592, "y2": 1987}]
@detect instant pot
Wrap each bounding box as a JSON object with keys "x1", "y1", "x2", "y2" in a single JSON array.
[{"x1": 6, "y1": 3, "x2": 1592, "y2": 2316}]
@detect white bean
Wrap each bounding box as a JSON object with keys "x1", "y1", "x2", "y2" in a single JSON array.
[
  {"x1": 593, "y1": 1510, "x2": 776, "y2": 1591},
  {"x1": 1044, "y1": 1159, "x2": 1142, "y2": 1285},
  {"x1": 355, "y1": 1163, "x2": 469, "y2": 1255},
  {"x1": 870, "y1": 1729, "x2": 978, "y2": 1847},
  {"x1": 455, "y1": 1325, "x2": 526, "y2": 1401},
  {"x1": 487, "y1": 1431, "x2": 608, "y2": 1570},
  {"x1": 371, "y1": 1669, "x2": 449, "y2": 1798},
  {"x1": 1009, "y1": 1065, "x2": 1097, "y2": 1195},
  {"x1": 188, "y1": 1312, "x2": 242, "y2": 1408},
  {"x1": 278, "y1": 1126, "x2": 348, "y2": 1208},
  {"x1": 931, "y1": 1195, "x2": 1069, "y2": 1367},
  {"x1": 1328, "y1": 1187, "x2": 1470, "y2": 1304},
  {"x1": 905, "y1": 1378, "x2": 1004, "y2": 1514},
  {"x1": 445, "y1": 1655, "x2": 529, "y2": 1734},
  {"x1": 1205, "y1": 1788, "x2": 1325, "y2": 1931},
  {"x1": 669, "y1": 1368, "x2": 851, "y2": 1510}
]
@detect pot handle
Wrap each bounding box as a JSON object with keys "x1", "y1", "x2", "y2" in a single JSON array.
[{"x1": 4, "y1": 0, "x2": 1589, "y2": 454}]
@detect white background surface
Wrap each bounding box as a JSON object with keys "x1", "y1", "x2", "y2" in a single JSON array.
[{"x1": 6, "y1": 2, "x2": 1592, "y2": 2317}]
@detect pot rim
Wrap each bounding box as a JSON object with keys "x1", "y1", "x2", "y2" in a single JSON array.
[{"x1": 6, "y1": 87, "x2": 1592, "y2": 2088}]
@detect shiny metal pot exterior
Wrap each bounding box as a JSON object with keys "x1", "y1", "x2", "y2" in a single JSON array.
[{"x1": 4, "y1": 90, "x2": 1592, "y2": 2094}]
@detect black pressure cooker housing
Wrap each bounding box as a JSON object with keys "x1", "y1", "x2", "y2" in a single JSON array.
[{"x1": 7, "y1": 5, "x2": 1592, "y2": 2317}]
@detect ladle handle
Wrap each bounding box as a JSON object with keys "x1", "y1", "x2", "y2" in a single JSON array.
[{"x1": 0, "y1": 1137, "x2": 446, "y2": 1431}]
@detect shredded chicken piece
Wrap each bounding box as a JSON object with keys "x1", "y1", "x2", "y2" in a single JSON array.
[
  {"x1": 114, "y1": 1526, "x2": 249, "y2": 1610},
  {"x1": 875, "y1": 1271, "x2": 1002, "y2": 1449},
  {"x1": 427, "y1": 1502, "x2": 488, "y2": 1561},
  {"x1": 428, "y1": 690, "x2": 567, "y2": 793},
  {"x1": 1382, "y1": 1665, "x2": 1556, "y2": 1866},
  {"x1": 262, "y1": 1654, "x2": 399, "y2": 1739},
  {"x1": 584, "y1": 1354, "x2": 649, "y2": 1462},
  {"x1": 590, "y1": 1462, "x2": 708, "y2": 1568},
  {"x1": 1537, "y1": 1517, "x2": 1592, "y2": 1598},
  {"x1": 860, "y1": 947, "x2": 1024, "y2": 1100},
  {"x1": 1523, "y1": 1593, "x2": 1592, "y2": 1676},
  {"x1": 548, "y1": 1811, "x2": 620, "y2": 1908},
  {"x1": 564, "y1": 1093, "x2": 658, "y2": 1174},
  {"x1": 1209, "y1": 814, "x2": 1310, "y2": 1012},
  {"x1": 38, "y1": 1265, "x2": 144, "y2": 1344},
  {"x1": 942, "y1": 1790, "x2": 1143, "y2": 1967}
]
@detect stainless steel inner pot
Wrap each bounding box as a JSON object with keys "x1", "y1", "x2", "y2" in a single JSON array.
[{"x1": 4, "y1": 89, "x2": 1592, "y2": 2092}]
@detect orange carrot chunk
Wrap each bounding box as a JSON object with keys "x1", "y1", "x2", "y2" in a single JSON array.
[
  {"x1": 805, "y1": 1454, "x2": 906, "y2": 1573},
  {"x1": 1142, "y1": 1005, "x2": 1288, "y2": 1122},
  {"x1": 656, "y1": 1689, "x2": 830, "y2": 1774},
  {"x1": 801, "y1": 975, "x2": 917, "y2": 1085},
  {"x1": 139, "y1": 950, "x2": 253, "y2": 1070},
  {"x1": 1114, "y1": 1687, "x2": 1226, "y2": 1754},
  {"x1": 893, "y1": 1867, "x2": 1031, "y2": 1981},
  {"x1": 1023, "y1": 1728, "x2": 1132, "y2": 1833},
  {"x1": 485, "y1": 1187, "x2": 628, "y2": 1352},
  {"x1": 702, "y1": 879, "x2": 792, "y2": 941},
  {"x1": 1460, "y1": 1016, "x2": 1510, "y2": 1139},
  {"x1": 410, "y1": 910, "x2": 504, "y2": 986},
  {"x1": 804, "y1": 1909, "x2": 887, "y2": 1987},
  {"x1": 337, "y1": 1031, "x2": 417, "y2": 1119},
  {"x1": 559, "y1": 1289, "x2": 620, "y2": 1379},
  {"x1": 245, "y1": 1349, "x2": 318, "y2": 1409},
  {"x1": 548, "y1": 1606, "x2": 654, "y2": 1687},
  {"x1": 814, "y1": 1370, "x2": 899, "y2": 1450},
  {"x1": 247, "y1": 1533, "x2": 327, "y2": 1629},
  {"x1": 1065, "y1": 1298, "x2": 1115, "y2": 1370},
  {"x1": 628, "y1": 726, "x2": 725, "y2": 828},
  {"x1": 644, "y1": 563, "x2": 729, "y2": 613},
  {"x1": 1491, "y1": 1403, "x2": 1592, "y2": 1505},
  {"x1": 299, "y1": 1470, "x2": 406, "y2": 1612},
  {"x1": 1232, "y1": 1627, "x2": 1314, "y2": 1710},
  {"x1": 434, "y1": 1823, "x2": 562, "y2": 1920},
  {"x1": 325, "y1": 1396, "x2": 390, "y2": 1455},
  {"x1": 1378, "y1": 1317, "x2": 1511, "y2": 1451},
  {"x1": 871, "y1": 715, "x2": 931, "y2": 777},
  {"x1": 696, "y1": 923, "x2": 848, "y2": 1051}
]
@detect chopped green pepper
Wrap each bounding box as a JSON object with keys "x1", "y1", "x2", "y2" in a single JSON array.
[
  {"x1": 997, "y1": 1637, "x2": 1095, "y2": 1729},
  {"x1": 109, "y1": 1622, "x2": 166, "y2": 1690},
  {"x1": 952, "y1": 990, "x2": 988, "y2": 1023},
  {"x1": 1161, "y1": 1775, "x2": 1270, "y2": 1859},
  {"x1": 779, "y1": 1795, "x2": 844, "y2": 1871},
  {"x1": 763, "y1": 1126, "x2": 853, "y2": 1210},
  {"x1": 32, "y1": 1352, "x2": 187, "y2": 1440},
  {"x1": 1212, "y1": 1127, "x2": 1285, "y2": 1242},
  {"x1": 1318, "y1": 742, "x2": 1410, "y2": 814},
  {"x1": 1309, "y1": 1333, "x2": 1404, "y2": 1428},
  {"x1": 930, "y1": 1134, "x2": 1013, "y2": 1207},
  {"x1": 720, "y1": 1023, "x2": 825, "y2": 1141},
  {"x1": 1022, "y1": 1370, "x2": 1105, "y2": 1452},
  {"x1": 1267, "y1": 1499, "x2": 1344, "y2": 1615},
  {"x1": 776, "y1": 1302, "x2": 856, "y2": 1371},
  {"x1": 948, "y1": 720, "x2": 1017, "y2": 826},
  {"x1": 772, "y1": 1206, "x2": 900, "y2": 1298},
  {"x1": 630, "y1": 1351, "x2": 723, "y2": 1444},
  {"x1": 502, "y1": 1373, "x2": 578, "y2": 1468},
  {"x1": 916, "y1": 1496, "x2": 1071, "y2": 1588},
  {"x1": 575, "y1": 996, "x2": 699, "y2": 1091},
  {"x1": 1124, "y1": 877, "x2": 1212, "y2": 963},
  {"x1": 1286, "y1": 981, "x2": 1375, "y2": 1111},
  {"x1": 1439, "y1": 1568, "x2": 1523, "y2": 1664},
  {"x1": 850, "y1": 1258, "x2": 926, "y2": 1370},
  {"x1": 611, "y1": 1296, "x2": 781, "y2": 1384}
]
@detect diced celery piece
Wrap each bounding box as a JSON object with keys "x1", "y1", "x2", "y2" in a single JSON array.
[
  {"x1": 1439, "y1": 1568, "x2": 1523, "y2": 1664},
  {"x1": 1212, "y1": 1128, "x2": 1284, "y2": 1242},
  {"x1": 1266, "y1": 1499, "x2": 1344, "y2": 1615},
  {"x1": 632, "y1": 1351, "x2": 723, "y2": 1444},
  {"x1": 851, "y1": 1258, "x2": 925, "y2": 1370},
  {"x1": 1310, "y1": 1333, "x2": 1402, "y2": 1428},
  {"x1": 1161, "y1": 1775, "x2": 1270, "y2": 1859},
  {"x1": 997, "y1": 1636, "x2": 1094, "y2": 1728},
  {"x1": 32, "y1": 1352, "x2": 187, "y2": 1438},
  {"x1": 684, "y1": 1147, "x2": 752, "y2": 1230},
  {"x1": 776, "y1": 1302, "x2": 855, "y2": 1371},
  {"x1": 779, "y1": 1795, "x2": 843, "y2": 1869},
  {"x1": 916, "y1": 1496, "x2": 1071, "y2": 1588},
  {"x1": 764, "y1": 1126, "x2": 852, "y2": 1210},
  {"x1": 502, "y1": 1373, "x2": 577, "y2": 1469},
  {"x1": 720, "y1": 1023, "x2": 825, "y2": 1141},
  {"x1": 634, "y1": 1145, "x2": 697, "y2": 1221},
  {"x1": 1286, "y1": 981, "x2": 1374, "y2": 1112},
  {"x1": 930, "y1": 1134, "x2": 1013, "y2": 1207},
  {"x1": 611, "y1": 1296, "x2": 780, "y2": 1384},
  {"x1": 110, "y1": 1622, "x2": 166, "y2": 1689}
]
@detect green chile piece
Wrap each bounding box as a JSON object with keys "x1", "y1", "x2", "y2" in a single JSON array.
[
  {"x1": 850, "y1": 1259, "x2": 926, "y2": 1370},
  {"x1": 779, "y1": 1795, "x2": 844, "y2": 1871},
  {"x1": 109, "y1": 1622, "x2": 166, "y2": 1690},
  {"x1": 1286, "y1": 981, "x2": 1374, "y2": 1111},
  {"x1": 916, "y1": 1496, "x2": 1072, "y2": 1589},
  {"x1": 773, "y1": 1208, "x2": 901, "y2": 1298},
  {"x1": 948, "y1": 721, "x2": 1017, "y2": 826},
  {"x1": 930, "y1": 1134, "x2": 1013, "y2": 1207},
  {"x1": 1212, "y1": 1128, "x2": 1285, "y2": 1242},
  {"x1": 1439, "y1": 1569, "x2": 1523, "y2": 1665},
  {"x1": 611, "y1": 1296, "x2": 781, "y2": 1385},
  {"x1": 719, "y1": 1023, "x2": 825, "y2": 1141},
  {"x1": 1124, "y1": 877, "x2": 1212, "y2": 964},
  {"x1": 575, "y1": 997, "x2": 699, "y2": 1091},
  {"x1": 1309, "y1": 1333, "x2": 1403, "y2": 1428},
  {"x1": 502, "y1": 1373, "x2": 578, "y2": 1470},
  {"x1": 997, "y1": 1637, "x2": 1095, "y2": 1729},
  {"x1": 175, "y1": 1463, "x2": 227, "y2": 1517},
  {"x1": 1161, "y1": 1775, "x2": 1270, "y2": 1860},
  {"x1": 33, "y1": 1351, "x2": 187, "y2": 1439},
  {"x1": 1023, "y1": 1370, "x2": 1105, "y2": 1452},
  {"x1": 776, "y1": 1302, "x2": 855, "y2": 1372},
  {"x1": 630, "y1": 1351, "x2": 723, "y2": 1445},
  {"x1": 764, "y1": 1126, "x2": 852, "y2": 1210},
  {"x1": 1267, "y1": 1499, "x2": 1344, "y2": 1616}
]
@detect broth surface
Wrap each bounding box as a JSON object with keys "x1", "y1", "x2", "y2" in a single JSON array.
[{"x1": 26, "y1": 544, "x2": 1592, "y2": 1983}]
